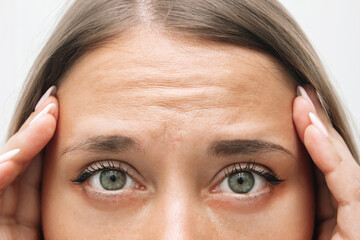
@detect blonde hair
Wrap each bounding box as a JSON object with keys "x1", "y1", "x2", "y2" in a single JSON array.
[{"x1": 8, "y1": 0, "x2": 359, "y2": 162}]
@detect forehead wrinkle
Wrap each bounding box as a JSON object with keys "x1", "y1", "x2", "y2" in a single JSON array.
[
  {"x1": 59, "y1": 32, "x2": 295, "y2": 124},
  {"x1": 82, "y1": 81, "x2": 260, "y2": 113},
  {"x1": 73, "y1": 64, "x2": 268, "y2": 106},
  {"x1": 69, "y1": 35, "x2": 287, "y2": 91}
]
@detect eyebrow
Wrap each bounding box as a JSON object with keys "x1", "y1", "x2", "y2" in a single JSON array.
[
  {"x1": 208, "y1": 139, "x2": 294, "y2": 158},
  {"x1": 61, "y1": 135, "x2": 294, "y2": 160},
  {"x1": 61, "y1": 135, "x2": 140, "y2": 156}
]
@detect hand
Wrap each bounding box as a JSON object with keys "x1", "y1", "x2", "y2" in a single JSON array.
[
  {"x1": 293, "y1": 86, "x2": 360, "y2": 240},
  {"x1": 0, "y1": 87, "x2": 58, "y2": 239}
]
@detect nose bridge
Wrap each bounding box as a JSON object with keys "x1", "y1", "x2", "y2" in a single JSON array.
[
  {"x1": 152, "y1": 174, "x2": 202, "y2": 240},
  {"x1": 160, "y1": 193, "x2": 193, "y2": 239},
  {"x1": 146, "y1": 154, "x2": 207, "y2": 240},
  {"x1": 148, "y1": 131, "x2": 207, "y2": 240}
]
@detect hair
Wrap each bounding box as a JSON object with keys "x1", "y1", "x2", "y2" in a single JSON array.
[{"x1": 8, "y1": 0, "x2": 359, "y2": 162}]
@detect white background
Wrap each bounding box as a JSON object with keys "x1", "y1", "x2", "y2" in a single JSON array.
[{"x1": 0, "y1": 0, "x2": 359, "y2": 144}]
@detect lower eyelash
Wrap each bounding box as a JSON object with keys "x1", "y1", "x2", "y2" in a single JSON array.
[{"x1": 224, "y1": 161, "x2": 284, "y2": 186}]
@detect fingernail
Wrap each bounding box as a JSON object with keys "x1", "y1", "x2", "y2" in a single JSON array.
[
  {"x1": 35, "y1": 86, "x2": 57, "y2": 111},
  {"x1": 309, "y1": 112, "x2": 329, "y2": 137},
  {"x1": 297, "y1": 86, "x2": 315, "y2": 108},
  {"x1": 0, "y1": 149, "x2": 20, "y2": 164},
  {"x1": 30, "y1": 103, "x2": 56, "y2": 126}
]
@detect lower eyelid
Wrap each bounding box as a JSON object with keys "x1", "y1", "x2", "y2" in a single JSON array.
[
  {"x1": 206, "y1": 188, "x2": 274, "y2": 210},
  {"x1": 82, "y1": 182, "x2": 147, "y2": 203}
]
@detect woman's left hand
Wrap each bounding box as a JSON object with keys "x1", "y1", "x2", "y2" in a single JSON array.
[{"x1": 293, "y1": 86, "x2": 360, "y2": 240}]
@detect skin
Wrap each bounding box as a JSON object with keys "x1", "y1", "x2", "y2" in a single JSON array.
[
  {"x1": 0, "y1": 28, "x2": 359, "y2": 239},
  {"x1": 42, "y1": 29, "x2": 315, "y2": 239}
]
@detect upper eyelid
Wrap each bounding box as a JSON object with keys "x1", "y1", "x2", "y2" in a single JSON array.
[
  {"x1": 73, "y1": 160, "x2": 281, "y2": 191},
  {"x1": 73, "y1": 159, "x2": 145, "y2": 184},
  {"x1": 223, "y1": 162, "x2": 270, "y2": 177},
  {"x1": 209, "y1": 161, "x2": 277, "y2": 187}
]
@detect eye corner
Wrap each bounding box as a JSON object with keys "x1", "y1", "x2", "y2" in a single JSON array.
[{"x1": 70, "y1": 171, "x2": 93, "y2": 185}]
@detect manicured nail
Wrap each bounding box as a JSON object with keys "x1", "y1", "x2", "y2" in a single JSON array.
[
  {"x1": 309, "y1": 112, "x2": 329, "y2": 137},
  {"x1": 30, "y1": 103, "x2": 56, "y2": 126},
  {"x1": 297, "y1": 86, "x2": 315, "y2": 108},
  {"x1": 35, "y1": 86, "x2": 57, "y2": 111},
  {"x1": 0, "y1": 149, "x2": 20, "y2": 164}
]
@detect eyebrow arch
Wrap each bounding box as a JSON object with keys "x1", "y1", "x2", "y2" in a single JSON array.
[
  {"x1": 61, "y1": 135, "x2": 140, "y2": 156},
  {"x1": 208, "y1": 139, "x2": 294, "y2": 158}
]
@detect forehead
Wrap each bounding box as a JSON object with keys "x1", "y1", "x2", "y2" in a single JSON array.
[{"x1": 58, "y1": 30, "x2": 296, "y2": 130}]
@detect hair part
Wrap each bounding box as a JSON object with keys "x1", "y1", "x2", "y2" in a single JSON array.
[{"x1": 8, "y1": 0, "x2": 359, "y2": 162}]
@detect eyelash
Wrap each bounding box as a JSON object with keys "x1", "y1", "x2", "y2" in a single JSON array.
[
  {"x1": 71, "y1": 160, "x2": 137, "y2": 185},
  {"x1": 220, "y1": 161, "x2": 284, "y2": 186},
  {"x1": 71, "y1": 160, "x2": 284, "y2": 189}
]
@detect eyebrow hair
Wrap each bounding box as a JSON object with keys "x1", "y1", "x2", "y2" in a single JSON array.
[
  {"x1": 209, "y1": 139, "x2": 294, "y2": 158},
  {"x1": 61, "y1": 135, "x2": 139, "y2": 156},
  {"x1": 61, "y1": 135, "x2": 294, "y2": 160}
]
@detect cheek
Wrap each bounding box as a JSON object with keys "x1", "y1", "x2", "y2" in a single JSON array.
[
  {"x1": 41, "y1": 136, "x2": 148, "y2": 239},
  {"x1": 207, "y1": 159, "x2": 315, "y2": 239}
]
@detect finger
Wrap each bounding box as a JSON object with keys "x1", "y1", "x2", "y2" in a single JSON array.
[
  {"x1": 304, "y1": 115, "x2": 360, "y2": 205},
  {"x1": 296, "y1": 86, "x2": 349, "y2": 151},
  {"x1": 14, "y1": 155, "x2": 42, "y2": 227},
  {"x1": 0, "y1": 161, "x2": 16, "y2": 193},
  {"x1": 0, "y1": 97, "x2": 58, "y2": 192},
  {"x1": 1, "y1": 96, "x2": 58, "y2": 162},
  {"x1": 302, "y1": 86, "x2": 332, "y2": 127},
  {"x1": 294, "y1": 86, "x2": 360, "y2": 203},
  {"x1": 314, "y1": 167, "x2": 337, "y2": 221},
  {"x1": 0, "y1": 161, "x2": 17, "y2": 216},
  {"x1": 17, "y1": 95, "x2": 59, "y2": 134},
  {"x1": 293, "y1": 86, "x2": 316, "y2": 143},
  {"x1": 315, "y1": 218, "x2": 337, "y2": 240}
]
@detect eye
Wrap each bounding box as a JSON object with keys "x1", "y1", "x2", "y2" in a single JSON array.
[
  {"x1": 89, "y1": 170, "x2": 136, "y2": 191},
  {"x1": 71, "y1": 160, "x2": 141, "y2": 191},
  {"x1": 217, "y1": 162, "x2": 283, "y2": 194},
  {"x1": 219, "y1": 171, "x2": 266, "y2": 194}
]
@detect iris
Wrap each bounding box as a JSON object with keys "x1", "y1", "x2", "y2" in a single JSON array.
[
  {"x1": 100, "y1": 170, "x2": 126, "y2": 190},
  {"x1": 228, "y1": 171, "x2": 255, "y2": 193}
]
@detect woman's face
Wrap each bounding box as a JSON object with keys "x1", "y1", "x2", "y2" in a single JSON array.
[{"x1": 42, "y1": 29, "x2": 315, "y2": 239}]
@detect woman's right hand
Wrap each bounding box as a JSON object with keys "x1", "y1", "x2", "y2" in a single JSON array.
[{"x1": 0, "y1": 86, "x2": 58, "y2": 239}]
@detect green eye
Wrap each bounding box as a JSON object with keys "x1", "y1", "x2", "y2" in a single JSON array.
[
  {"x1": 228, "y1": 171, "x2": 255, "y2": 193},
  {"x1": 100, "y1": 170, "x2": 126, "y2": 190}
]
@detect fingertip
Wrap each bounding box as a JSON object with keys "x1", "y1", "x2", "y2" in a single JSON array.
[
  {"x1": 309, "y1": 112, "x2": 329, "y2": 138},
  {"x1": 19, "y1": 97, "x2": 59, "y2": 133},
  {"x1": 34, "y1": 85, "x2": 57, "y2": 111},
  {"x1": 7, "y1": 112, "x2": 58, "y2": 164},
  {"x1": 304, "y1": 124, "x2": 337, "y2": 174},
  {"x1": 293, "y1": 96, "x2": 314, "y2": 142},
  {"x1": 0, "y1": 149, "x2": 21, "y2": 164},
  {"x1": 36, "y1": 96, "x2": 59, "y2": 121},
  {"x1": 29, "y1": 113, "x2": 57, "y2": 142}
]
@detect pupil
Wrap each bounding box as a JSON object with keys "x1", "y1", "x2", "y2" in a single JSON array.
[
  {"x1": 110, "y1": 174, "x2": 117, "y2": 182},
  {"x1": 237, "y1": 177, "x2": 245, "y2": 185}
]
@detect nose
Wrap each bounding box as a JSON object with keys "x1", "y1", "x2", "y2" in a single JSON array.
[{"x1": 147, "y1": 181, "x2": 210, "y2": 240}]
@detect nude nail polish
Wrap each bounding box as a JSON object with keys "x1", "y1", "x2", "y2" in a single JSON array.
[
  {"x1": 30, "y1": 103, "x2": 56, "y2": 126},
  {"x1": 297, "y1": 86, "x2": 315, "y2": 108},
  {"x1": 0, "y1": 149, "x2": 20, "y2": 164},
  {"x1": 309, "y1": 112, "x2": 329, "y2": 137},
  {"x1": 35, "y1": 86, "x2": 57, "y2": 111}
]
